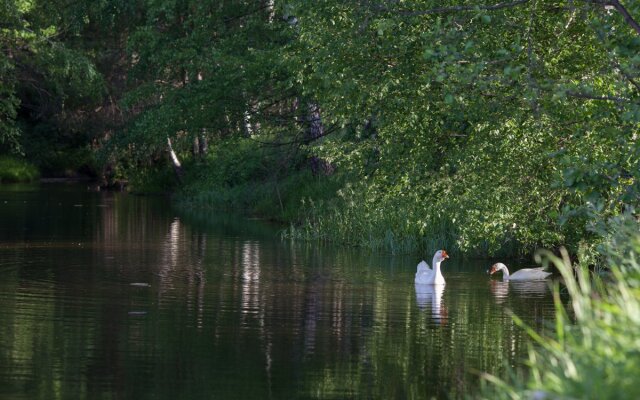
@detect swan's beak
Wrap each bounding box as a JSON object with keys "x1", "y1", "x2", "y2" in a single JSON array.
[{"x1": 442, "y1": 250, "x2": 449, "y2": 259}]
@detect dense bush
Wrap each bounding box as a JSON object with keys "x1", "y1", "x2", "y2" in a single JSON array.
[
  {"x1": 0, "y1": 156, "x2": 39, "y2": 183},
  {"x1": 175, "y1": 137, "x2": 343, "y2": 222}
]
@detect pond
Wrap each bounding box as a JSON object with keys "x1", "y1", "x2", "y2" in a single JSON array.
[{"x1": 0, "y1": 184, "x2": 557, "y2": 399}]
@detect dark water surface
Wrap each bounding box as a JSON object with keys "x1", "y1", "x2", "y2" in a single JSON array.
[{"x1": 0, "y1": 184, "x2": 557, "y2": 399}]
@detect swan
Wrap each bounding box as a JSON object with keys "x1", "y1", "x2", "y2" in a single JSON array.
[
  {"x1": 488, "y1": 262, "x2": 551, "y2": 281},
  {"x1": 415, "y1": 250, "x2": 449, "y2": 285}
]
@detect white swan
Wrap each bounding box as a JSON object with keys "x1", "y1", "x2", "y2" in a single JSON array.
[
  {"x1": 488, "y1": 262, "x2": 551, "y2": 281},
  {"x1": 415, "y1": 250, "x2": 449, "y2": 284}
]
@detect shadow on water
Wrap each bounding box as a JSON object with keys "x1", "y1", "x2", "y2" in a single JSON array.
[{"x1": 0, "y1": 184, "x2": 559, "y2": 399}]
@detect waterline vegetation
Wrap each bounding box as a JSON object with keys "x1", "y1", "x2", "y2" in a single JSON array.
[{"x1": 480, "y1": 216, "x2": 640, "y2": 399}]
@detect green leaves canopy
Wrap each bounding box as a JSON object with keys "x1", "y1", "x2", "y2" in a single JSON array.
[
  {"x1": 9, "y1": 0, "x2": 634, "y2": 255},
  {"x1": 285, "y1": 0, "x2": 640, "y2": 254},
  {"x1": 1, "y1": 0, "x2": 106, "y2": 151}
]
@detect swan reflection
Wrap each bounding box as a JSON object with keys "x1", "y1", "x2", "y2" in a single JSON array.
[
  {"x1": 489, "y1": 280, "x2": 510, "y2": 304},
  {"x1": 510, "y1": 280, "x2": 550, "y2": 296},
  {"x1": 490, "y1": 279, "x2": 550, "y2": 303},
  {"x1": 415, "y1": 283, "x2": 446, "y2": 324}
]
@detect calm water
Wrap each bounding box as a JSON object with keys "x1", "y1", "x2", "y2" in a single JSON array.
[{"x1": 0, "y1": 184, "x2": 557, "y2": 399}]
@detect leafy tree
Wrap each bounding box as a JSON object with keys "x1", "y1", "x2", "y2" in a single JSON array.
[
  {"x1": 0, "y1": 0, "x2": 105, "y2": 175},
  {"x1": 284, "y1": 0, "x2": 640, "y2": 255}
]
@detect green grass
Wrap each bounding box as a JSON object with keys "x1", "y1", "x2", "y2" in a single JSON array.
[
  {"x1": 0, "y1": 156, "x2": 40, "y2": 183},
  {"x1": 173, "y1": 137, "x2": 346, "y2": 221},
  {"x1": 479, "y1": 217, "x2": 640, "y2": 399},
  {"x1": 280, "y1": 183, "x2": 462, "y2": 255}
]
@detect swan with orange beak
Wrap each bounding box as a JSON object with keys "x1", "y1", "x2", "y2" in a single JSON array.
[{"x1": 415, "y1": 250, "x2": 449, "y2": 285}]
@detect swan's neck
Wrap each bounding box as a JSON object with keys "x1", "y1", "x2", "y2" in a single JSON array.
[
  {"x1": 500, "y1": 265, "x2": 510, "y2": 280},
  {"x1": 432, "y1": 256, "x2": 445, "y2": 283}
]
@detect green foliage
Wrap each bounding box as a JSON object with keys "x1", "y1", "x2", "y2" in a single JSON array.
[
  {"x1": 186, "y1": 138, "x2": 275, "y2": 187},
  {"x1": 20, "y1": 122, "x2": 97, "y2": 177},
  {"x1": 1, "y1": 0, "x2": 110, "y2": 161},
  {"x1": 283, "y1": 181, "x2": 458, "y2": 255},
  {"x1": 127, "y1": 164, "x2": 175, "y2": 194},
  {"x1": 280, "y1": 0, "x2": 640, "y2": 256},
  {"x1": 4, "y1": 0, "x2": 638, "y2": 259},
  {"x1": 480, "y1": 217, "x2": 640, "y2": 399},
  {"x1": 175, "y1": 137, "x2": 342, "y2": 221},
  {"x1": 0, "y1": 156, "x2": 39, "y2": 182}
]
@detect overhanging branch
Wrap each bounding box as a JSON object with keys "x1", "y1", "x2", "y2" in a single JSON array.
[
  {"x1": 606, "y1": 0, "x2": 640, "y2": 35},
  {"x1": 585, "y1": 0, "x2": 640, "y2": 35}
]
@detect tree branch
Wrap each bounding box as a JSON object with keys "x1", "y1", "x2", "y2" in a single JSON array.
[
  {"x1": 583, "y1": 0, "x2": 640, "y2": 35},
  {"x1": 249, "y1": 123, "x2": 344, "y2": 147},
  {"x1": 613, "y1": 60, "x2": 640, "y2": 93},
  {"x1": 591, "y1": 22, "x2": 640, "y2": 93},
  {"x1": 605, "y1": 0, "x2": 640, "y2": 36},
  {"x1": 223, "y1": 3, "x2": 273, "y2": 24}
]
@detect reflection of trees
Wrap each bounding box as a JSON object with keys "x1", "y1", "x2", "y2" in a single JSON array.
[{"x1": 0, "y1": 189, "x2": 559, "y2": 399}]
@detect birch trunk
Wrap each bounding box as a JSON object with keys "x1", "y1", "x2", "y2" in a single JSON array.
[
  {"x1": 167, "y1": 137, "x2": 184, "y2": 182},
  {"x1": 306, "y1": 102, "x2": 334, "y2": 175}
]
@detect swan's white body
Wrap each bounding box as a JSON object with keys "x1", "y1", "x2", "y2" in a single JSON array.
[
  {"x1": 415, "y1": 250, "x2": 449, "y2": 285},
  {"x1": 489, "y1": 263, "x2": 551, "y2": 281}
]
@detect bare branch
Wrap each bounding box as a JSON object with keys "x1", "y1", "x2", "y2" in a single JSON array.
[
  {"x1": 582, "y1": 0, "x2": 640, "y2": 35},
  {"x1": 604, "y1": 0, "x2": 640, "y2": 35}
]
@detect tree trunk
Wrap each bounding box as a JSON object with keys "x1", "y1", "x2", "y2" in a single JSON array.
[
  {"x1": 243, "y1": 109, "x2": 253, "y2": 137},
  {"x1": 306, "y1": 102, "x2": 335, "y2": 176},
  {"x1": 243, "y1": 101, "x2": 260, "y2": 137},
  {"x1": 192, "y1": 129, "x2": 208, "y2": 158},
  {"x1": 167, "y1": 137, "x2": 184, "y2": 182},
  {"x1": 263, "y1": 0, "x2": 275, "y2": 23},
  {"x1": 198, "y1": 132, "x2": 208, "y2": 155}
]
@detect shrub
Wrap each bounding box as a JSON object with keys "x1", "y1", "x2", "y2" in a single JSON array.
[{"x1": 0, "y1": 156, "x2": 40, "y2": 183}]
